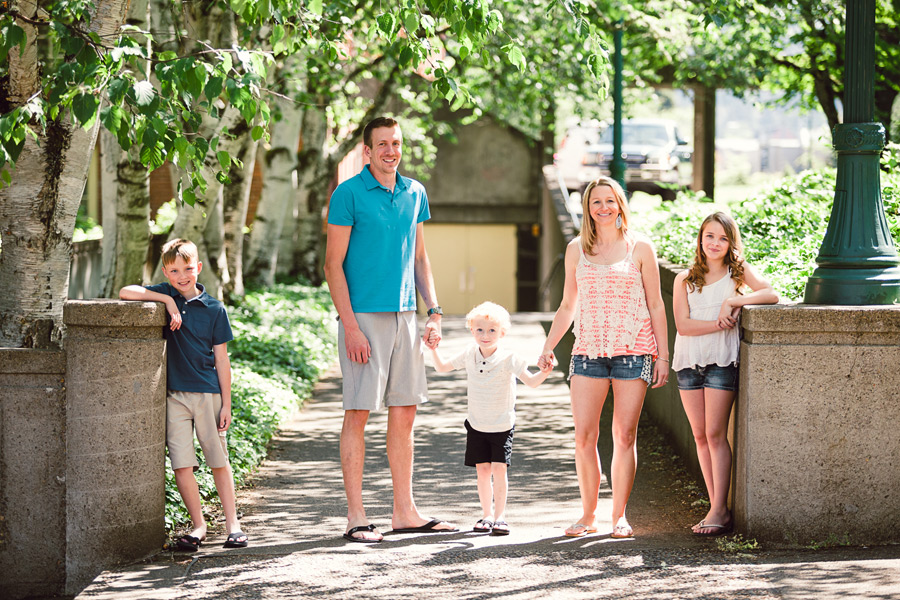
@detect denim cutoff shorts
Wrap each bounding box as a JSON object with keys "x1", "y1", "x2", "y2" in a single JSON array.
[
  {"x1": 675, "y1": 363, "x2": 739, "y2": 392},
  {"x1": 569, "y1": 354, "x2": 653, "y2": 385}
]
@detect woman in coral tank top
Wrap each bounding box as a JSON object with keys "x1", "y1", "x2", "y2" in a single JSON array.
[{"x1": 540, "y1": 176, "x2": 669, "y2": 539}]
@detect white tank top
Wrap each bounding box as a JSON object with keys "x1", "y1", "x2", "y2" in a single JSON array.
[{"x1": 672, "y1": 271, "x2": 740, "y2": 371}]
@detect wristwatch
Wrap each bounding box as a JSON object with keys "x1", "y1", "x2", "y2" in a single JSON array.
[{"x1": 427, "y1": 306, "x2": 443, "y2": 317}]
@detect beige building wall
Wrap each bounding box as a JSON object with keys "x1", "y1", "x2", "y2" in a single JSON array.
[{"x1": 425, "y1": 223, "x2": 517, "y2": 315}]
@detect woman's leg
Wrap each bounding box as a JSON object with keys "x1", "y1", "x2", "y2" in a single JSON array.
[
  {"x1": 567, "y1": 375, "x2": 610, "y2": 531},
  {"x1": 680, "y1": 388, "x2": 714, "y2": 521},
  {"x1": 696, "y1": 387, "x2": 736, "y2": 533},
  {"x1": 609, "y1": 378, "x2": 648, "y2": 534}
]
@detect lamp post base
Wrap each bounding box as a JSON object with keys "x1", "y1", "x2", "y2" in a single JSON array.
[{"x1": 804, "y1": 266, "x2": 900, "y2": 305}]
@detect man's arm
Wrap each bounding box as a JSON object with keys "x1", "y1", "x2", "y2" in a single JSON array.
[
  {"x1": 119, "y1": 285, "x2": 182, "y2": 330},
  {"x1": 324, "y1": 223, "x2": 371, "y2": 364},
  {"x1": 213, "y1": 343, "x2": 232, "y2": 431},
  {"x1": 413, "y1": 222, "x2": 441, "y2": 349}
]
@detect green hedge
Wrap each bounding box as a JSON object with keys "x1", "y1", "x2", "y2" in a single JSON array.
[
  {"x1": 634, "y1": 145, "x2": 900, "y2": 301},
  {"x1": 164, "y1": 281, "x2": 337, "y2": 534}
]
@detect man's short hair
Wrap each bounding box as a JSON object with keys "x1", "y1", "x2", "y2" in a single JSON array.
[
  {"x1": 161, "y1": 239, "x2": 199, "y2": 267},
  {"x1": 363, "y1": 116, "x2": 399, "y2": 148}
]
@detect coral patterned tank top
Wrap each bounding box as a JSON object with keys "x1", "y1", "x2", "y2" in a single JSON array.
[{"x1": 573, "y1": 235, "x2": 658, "y2": 358}]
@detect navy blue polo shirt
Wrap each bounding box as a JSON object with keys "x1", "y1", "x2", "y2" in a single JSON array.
[
  {"x1": 327, "y1": 164, "x2": 430, "y2": 312},
  {"x1": 146, "y1": 282, "x2": 233, "y2": 393}
]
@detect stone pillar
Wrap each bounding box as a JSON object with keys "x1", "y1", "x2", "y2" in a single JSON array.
[
  {"x1": 63, "y1": 300, "x2": 167, "y2": 594},
  {"x1": 736, "y1": 304, "x2": 900, "y2": 545},
  {"x1": 0, "y1": 349, "x2": 66, "y2": 599}
]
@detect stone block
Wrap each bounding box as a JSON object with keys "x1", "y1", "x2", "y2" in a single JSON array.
[
  {"x1": 64, "y1": 300, "x2": 167, "y2": 595},
  {"x1": 0, "y1": 349, "x2": 67, "y2": 599},
  {"x1": 735, "y1": 304, "x2": 900, "y2": 545}
]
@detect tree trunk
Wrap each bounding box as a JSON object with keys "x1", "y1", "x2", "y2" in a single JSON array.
[
  {"x1": 164, "y1": 0, "x2": 242, "y2": 299},
  {"x1": 0, "y1": 0, "x2": 130, "y2": 348},
  {"x1": 222, "y1": 131, "x2": 258, "y2": 300},
  {"x1": 100, "y1": 0, "x2": 152, "y2": 297},
  {"x1": 288, "y1": 77, "x2": 400, "y2": 283},
  {"x1": 246, "y1": 99, "x2": 304, "y2": 287}
]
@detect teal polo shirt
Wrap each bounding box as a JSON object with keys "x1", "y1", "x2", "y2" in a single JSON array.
[
  {"x1": 327, "y1": 165, "x2": 430, "y2": 312},
  {"x1": 145, "y1": 282, "x2": 233, "y2": 393}
]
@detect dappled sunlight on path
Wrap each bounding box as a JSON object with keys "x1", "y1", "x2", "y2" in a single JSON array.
[{"x1": 77, "y1": 315, "x2": 900, "y2": 600}]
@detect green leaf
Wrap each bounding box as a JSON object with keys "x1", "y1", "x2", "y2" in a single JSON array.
[
  {"x1": 205, "y1": 76, "x2": 224, "y2": 101},
  {"x1": 376, "y1": 13, "x2": 395, "y2": 36},
  {"x1": 71, "y1": 94, "x2": 100, "y2": 128},
  {"x1": 133, "y1": 81, "x2": 155, "y2": 107},
  {"x1": 181, "y1": 188, "x2": 197, "y2": 207},
  {"x1": 140, "y1": 142, "x2": 165, "y2": 171},
  {"x1": 217, "y1": 150, "x2": 231, "y2": 171},
  {"x1": 251, "y1": 125, "x2": 264, "y2": 141},
  {"x1": 399, "y1": 45, "x2": 415, "y2": 67},
  {"x1": 308, "y1": 0, "x2": 323, "y2": 16}
]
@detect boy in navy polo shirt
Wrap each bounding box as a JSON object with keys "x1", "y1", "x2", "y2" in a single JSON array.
[{"x1": 120, "y1": 239, "x2": 248, "y2": 551}]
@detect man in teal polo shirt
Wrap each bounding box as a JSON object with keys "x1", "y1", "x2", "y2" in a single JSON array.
[{"x1": 325, "y1": 117, "x2": 458, "y2": 543}]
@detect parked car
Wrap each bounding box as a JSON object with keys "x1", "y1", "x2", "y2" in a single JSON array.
[{"x1": 570, "y1": 119, "x2": 692, "y2": 201}]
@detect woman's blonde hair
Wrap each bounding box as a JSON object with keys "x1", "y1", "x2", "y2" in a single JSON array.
[
  {"x1": 580, "y1": 176, "x2": 630, "y2": 255},
  {"x1": 685, "y1": 211, "x2": 745, "y2": 293},
  {"x1": 465, "y1": 301, "x2": 511, "y2": 332}
]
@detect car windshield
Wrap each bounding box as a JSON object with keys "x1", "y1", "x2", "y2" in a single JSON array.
[{"x1": 598, "y1": 124, "x2": 669, "y2": 146}]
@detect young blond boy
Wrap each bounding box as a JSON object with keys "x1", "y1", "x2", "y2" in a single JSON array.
[
  {"x1": 120, "y1": 239, "x2": 247, "y2": 550},
  {"x1": 429, "y1": 302, "x2": 552, "y2": 535}
]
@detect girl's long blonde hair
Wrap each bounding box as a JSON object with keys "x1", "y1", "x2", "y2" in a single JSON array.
[
  {"x1": 580, "y1": 176, "x2": 630, "y2": 255},
  {"x1": 685, "y1": 212, "x2": 745, "y2": 293}
]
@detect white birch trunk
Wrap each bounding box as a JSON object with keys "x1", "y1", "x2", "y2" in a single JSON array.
[
  {"x1": 0, "y1": 0, "x2": 130, "y2": 348},
  {"x1": 245, "y1": 99, "x2": 303, "y2": 287},
  {"x1": 222, "y1": 131, "x2": 258, "y2": 299},
  {"x1": 100, "y1": 0, "x2": 152, "y2": 297}
]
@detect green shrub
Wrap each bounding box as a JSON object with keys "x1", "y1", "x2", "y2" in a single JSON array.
[
  {"x1": 164, "y1": 281, "x2": 337, "y2": 535},
  {"x1": 635, "y1": 144, "x2": 900, "y2": 301}
]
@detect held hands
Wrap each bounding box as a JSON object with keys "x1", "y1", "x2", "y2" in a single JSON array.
[
  {"x1": 716, "y1": 299, "x2": 741, "y2": 330},
  {"x1": 423, "y1": 315, "x2": 442, "y2": 349},
  {"x1": 166, "y1": 298, "x2": 183, "y2": 331},
  {"x1": 538, "y1": 350, "x2": 555, "y2": 372}
]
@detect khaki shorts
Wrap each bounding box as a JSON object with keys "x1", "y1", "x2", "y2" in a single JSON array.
[
  {"x1": 166, "y1": 390, "x2": 230, "y2": 470},
  {"x1": 338, "y1": 311, "x2": 428, "y2": 411}
]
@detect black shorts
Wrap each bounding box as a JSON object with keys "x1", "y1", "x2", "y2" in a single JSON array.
[{"x1": 464, "y1": 420, "x2": 514, "y2": 467}]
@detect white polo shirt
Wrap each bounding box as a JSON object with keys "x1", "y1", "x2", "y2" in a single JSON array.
[{"x1": 449, "y1": 345, "x2": 529, "y2": 433}]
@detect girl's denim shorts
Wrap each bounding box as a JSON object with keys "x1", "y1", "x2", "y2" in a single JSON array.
[
  {"x1": 675, "y1": 363, "x2": 739, "y2": 392},
  {"x1": 569, "y1": 354, "x2": 653, "y2": 385}
]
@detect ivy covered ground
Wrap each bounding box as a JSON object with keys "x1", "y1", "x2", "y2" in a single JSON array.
[
  {"x1": 632, "y1": 145, "x2": 900, "y2": 301},
  {"x1": 164, "y1": 282, "x2": 337, "y2": 535}
]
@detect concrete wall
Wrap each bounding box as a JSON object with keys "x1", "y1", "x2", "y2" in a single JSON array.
[
  {"x1": 0, "y1": 349, "x2": 67, "y2": 599},
  {"x1": 0, "y1": 300, "x2": 168, "y2": 598},
  {"x1": 643, "y1": 261, "x2": 701, "y2": 480},
  {"x1": 644, "y1": 262, "x2": 900, "y2": 545},
  {"x1": 735, "y1": 304, "x2": 900, "y2": 546}
]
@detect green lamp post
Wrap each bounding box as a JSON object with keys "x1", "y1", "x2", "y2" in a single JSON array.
[
  {"x1": 803, "y1": 0, "x2": 900, "y2": 304},
  {"x1": 610, "y1": 20, "x2": 626, "y2": 191}
]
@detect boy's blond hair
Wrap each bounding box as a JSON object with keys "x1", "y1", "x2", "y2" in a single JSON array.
[
  {"x1": 465, "y1": 301, "x2": 511, "y2": 332},
  {"x1": 161, "y1": 238, "x2": 199, "y2": 267}
]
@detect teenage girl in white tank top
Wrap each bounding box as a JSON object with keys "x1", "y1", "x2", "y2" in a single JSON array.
[{"x1": 672, "y1": 212, "x2": 778, "y2": 536}]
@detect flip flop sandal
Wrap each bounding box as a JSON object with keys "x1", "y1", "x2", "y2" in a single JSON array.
[
  {"x1": 224, "y1": 531, "x2": 249, "y2": 548},
  {"x1": 342, "y1": 524, "x2": 382, "y2": 543},
  {"x1": 175, "y1": 534, "x2": 203, "y2": 552},
  {"x1": 564, "y1": 523, "x2": 598, "y2": 537}
]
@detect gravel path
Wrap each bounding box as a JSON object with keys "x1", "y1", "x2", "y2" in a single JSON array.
[{"x1": 77, "y1": 315, "x2": 900, "y2": 600}]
